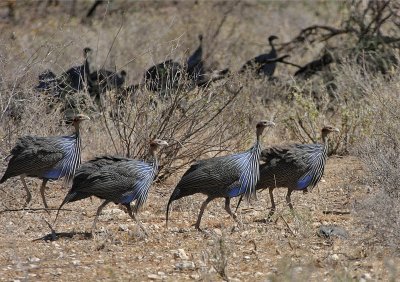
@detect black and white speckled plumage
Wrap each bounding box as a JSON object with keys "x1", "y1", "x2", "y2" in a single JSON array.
[
  {"x1": 0, "y1": 114, "x2": 88, "y2": 208},
  {"x1": 166, "y1": 120, "x2": 275, "y2": 230},
  {"x1": 236, "y1": 126, "x2": 339, "y2": 216},
  {"x1": 56, "y1": 139, "x2": 168, "y2": 233},
  {"x1": 60, "y1": 155, "x2": 158, "y2": 212}
]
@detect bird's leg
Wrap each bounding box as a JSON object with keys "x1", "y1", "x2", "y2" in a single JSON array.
[
  {"x1": 91, "y1": 200, "x2": 110, "y2": 234},
  {"x1": 125, "y1": 204, "x2": 148, "y2": 236},
  {"x1": 20, "y1": 176, "x2": 32, "y2": 207},
  {"x1": 267, "y1": 187, "x2": 276, "y2": 219},
  {"x1": 234, "y1": 195, "x2": 243, "y2": 213},
  {"x1": 195, "y1": 197, "x2": 212, "y2": 231},
  {"x1": 40, "y1": 179, "x2": 49, "y2": 209},
  {"x1": 285, "y1": 189, "x2": 294, "y2": 210},
  {"x1": 224, "y1": 197, "x2": 237, "y2": 220}
]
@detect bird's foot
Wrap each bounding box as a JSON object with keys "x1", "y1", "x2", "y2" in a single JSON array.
[{"x1": 193, "y1": 223, "x2": 203, "y2": 232}]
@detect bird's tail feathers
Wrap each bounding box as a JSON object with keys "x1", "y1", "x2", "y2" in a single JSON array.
[
  {"x1": 166, "y1": 188, "x2": 181, "y2": 228},
  {"x1": 54, "y1": 192, "x2": 76, "y2": 225},
  {"x1": 0, "y1": 175, "x2": 6, "y2": 184}
]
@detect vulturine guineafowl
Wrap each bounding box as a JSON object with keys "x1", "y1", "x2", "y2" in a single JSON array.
[
  {"x1": 166, "y1": 120, "x2": 275, "y2": 230},
  {"x1": 55, "y1": 139, "x2": 168, "y2": 234},
  {"x1": 59, "y1": 47, "x2": 93, "y2": 92},
  {"x1": 187, "y1": 34, "x2": 205, "y2": 81},
  {"x1": 90, "y1": 69, "x2": 126, "y2": 94},
  {"x1": 35, "y1": 69, "x2": 59, "y2": 95},
  {"x1": 236, "y1": 126, "x2": 339, "y2": 218},
  {"x1": 240, "y1": 35, "x2": 279, "y2": 77},
  {"x1": 0, "y1": 114, "x2": 90, "y2": 208},
  {"x1": 145, "y1": 60, "x2": 182, "y2": 91},
  {"x1": 294, "y1": 53, "x2": 334, "y2": 79}
]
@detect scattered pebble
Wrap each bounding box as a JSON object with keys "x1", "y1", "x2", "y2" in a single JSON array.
[
  {"x1": 175, "y1": 249, "x2": 189, "y2": 260},
  {"x1": 254, "y1": 271, "x2": 264, "y2": 277},
  {"x1": 118, "y1": 224, "x2": 129, "y2": 232},
  {"x1": 72, "y1": 260, "x2": 80, "y2": 266},
  {"x1": 319, "y1": 225, "x2": 349, "y2": 239},
  {"x1": 330, "y1": 254, "x2": 339, "y2": 261},
  {"x1": 213, "y1": 228, "x2": 222, "y2": 236},
  {"x1": 147, "y1": 274, "x2": 162, "y2": 280},
  {"x1": 175, "y1": 261, "x2": 195, "y2": 271},
  {"x1": 361, "y1": 273, "x2": 372, "y2": 280},
  {"x1": 28, "y1": 257, "x2": 40, "y2": 262}
]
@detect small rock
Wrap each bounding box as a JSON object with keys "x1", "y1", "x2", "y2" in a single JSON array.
[
  {"x1": 157, "y1": 271, "x2": 165, "y2": 276},
  {"x1": 72, "y1": 260, "x2": 80, "y2": 266},
  {"x1": 29, "y1": 257, "x2": 40, "y2": 262},
  {"x1": 254, "y1": 271, "x2": 264, "y2": 277},
  {"x1": 175, "y1": 261, "x2": 195, "y2": 271},
  {"x1": 171, "y1": 227, "x2": 179, "y2": 232},
  {"x1": 118, "y1": 224, "x2": 129, "y2": 232},
  {"x1": 213, "y1": 228, "x2": 222, "y2": 237},
  {"x1": 176, "y1": 249, "x2": 189, "y2": 260},
  {"x1": 244, "y1": 256, "x2": 251, "y2": 261},
  {"x1": 330, "y1": 254, "x2": 339, "y2": 261},
  {"x1": 318, "y1": 225, "x2": 348, "y2": 239},
  {"x1": 147, "y1": 274, "x2": 162, "y2": 280},
  {"x1": 190, "y1": 274, "x2": 200, "y2": 279},
  {"x1": 101, "y1": 208, "x2": 126, "y2": 220},
  {"x1": 361, "y1": 273, "x2": 372, "y2": 280}
]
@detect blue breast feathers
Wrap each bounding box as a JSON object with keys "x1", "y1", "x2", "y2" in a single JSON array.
[
  {"x1": 120, "y1": 193, "x2": 136, "y2": 205},
  {"x1": 42, "y1": 135, "x2": 78, "y2": 180},
  {"x1": 296, "y1": 174, "x2": 312, "y2": 190},
  {"x1": 227, "y1": 186, "x2": 243, "y2": 198},
  {"x1": 42, "y1": 168, "x2": 67, "y2": 180}
]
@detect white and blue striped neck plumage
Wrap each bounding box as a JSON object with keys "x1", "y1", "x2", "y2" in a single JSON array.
[
  {"x1": 226, "y1": 138, "x2": 262, "y2": 201},
  {"x1": 42, "y1": 132, "x2": 81, "y2": 185},
  {"x1": 120, "y1": 149, "x2": 160, "y2": 212},
  {"x1": 296, "y1": 134, "x2": 329, "y2": 191}
]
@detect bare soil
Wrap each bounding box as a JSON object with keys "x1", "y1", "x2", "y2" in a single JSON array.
[{"x1": 0, "y1": 156, "x2": 398, "y2": 281}]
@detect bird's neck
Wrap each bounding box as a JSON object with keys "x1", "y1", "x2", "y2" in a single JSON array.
[
  {"x1": 322, "y1": 134, "x2": 329, "y2": 152},
  {"x1": 73, "y1": 123, "x2": 80, "y2": 137},
  {"x1": 147, "y1": 149, "x2": 158, "y2": 167},
  {"x1": 256, "y1": 128, "x2": 264, "y2": 142},
  {"x1": 269, "y1": 41, "x2": 276, "y2": 52}
]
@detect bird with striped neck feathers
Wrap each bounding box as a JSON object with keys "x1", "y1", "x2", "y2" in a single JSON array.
[
  {"x1": 1, "y1": 114, "x2": 90, "y2": 208},
  {"x1": 236, "y1": 125, "x2": 339, "y2": 218},
  {"x1": 166, "y1": 120, "x2": 275, "y2": 231},
  {"x1": 55, "y1": 139, "x2": 168, "y2": 234}
]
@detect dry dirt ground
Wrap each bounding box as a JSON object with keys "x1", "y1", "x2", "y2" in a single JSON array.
[{"x1": 0, "y1": 156, "x2": 399, "y2": 281}]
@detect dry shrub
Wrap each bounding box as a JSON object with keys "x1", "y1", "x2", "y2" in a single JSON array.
[
  {"x1": 353, "y1": 68, "x2": 400, "y2": 249},
  {"x1": 98, "y1": 73, "x2": 256, "y2": 180},
  {"x1": 264, "y1": 62, "x2": 374, "y2": 155}
]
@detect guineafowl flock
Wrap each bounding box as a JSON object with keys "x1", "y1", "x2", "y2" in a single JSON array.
[
  {"x1": 1, "y1": 34, "x2": 340, "y2": 237},
  {"x1": 34, "y1": 34, "x2": 330, "y2": 113}
]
